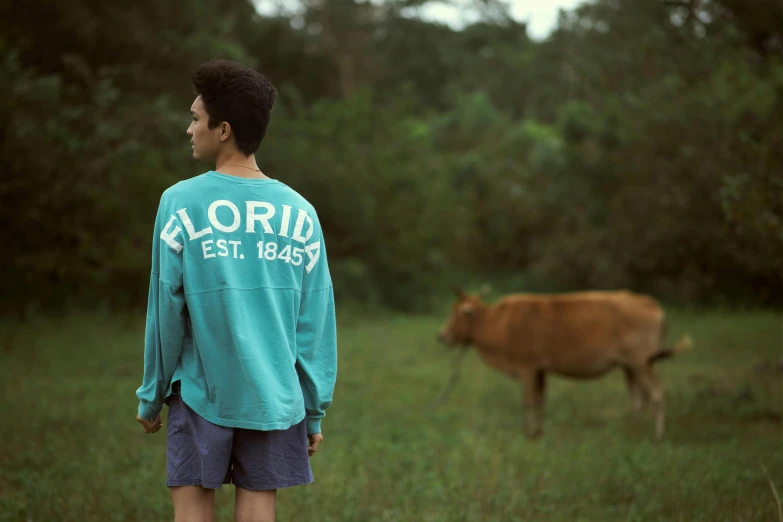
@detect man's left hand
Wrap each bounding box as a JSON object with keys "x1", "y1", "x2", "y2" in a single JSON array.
[{"x1": 136, "y1": 413, "x2": 162, "y2": 434}]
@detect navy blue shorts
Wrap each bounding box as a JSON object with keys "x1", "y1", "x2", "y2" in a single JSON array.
[{"x1": 164, "y1": 382, "x2": 314, "y2": 490}]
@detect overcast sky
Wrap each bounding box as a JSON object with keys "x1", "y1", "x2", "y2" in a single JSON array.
[{"x1": 254, "y1": 0, "x2": 586, "y2": 40}]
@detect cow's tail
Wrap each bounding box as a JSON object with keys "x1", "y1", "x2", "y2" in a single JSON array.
[{"x1": 649, "y1": 319, "x2": 693, "y2": 364}]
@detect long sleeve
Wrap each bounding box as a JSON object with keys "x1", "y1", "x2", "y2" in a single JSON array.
[
  {"x1": 135, "y1": 194, "x2": 187, "y2": 421},
  {"x1": 295, "y1": 286, "x2": 337, "y2": 435},
  {"x1": 295, "y1": 220, "x2": 337, "y2": 435}
]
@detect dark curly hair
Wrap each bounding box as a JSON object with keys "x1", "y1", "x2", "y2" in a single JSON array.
[{"x1": 191, "y1": 60, "x2": 278, "y2": 156}]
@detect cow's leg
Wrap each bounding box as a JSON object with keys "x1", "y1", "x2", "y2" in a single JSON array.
[
  {"x1": 623, "y1": 367, "x2": 647, "y2": 411},
  {"x1": 522, "y1": 370, "x2": 546, "y2": 439},
  {"x1": 636, "y1": 365, "x2": 665, "y2": 439}
]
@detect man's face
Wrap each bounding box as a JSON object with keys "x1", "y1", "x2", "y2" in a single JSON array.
[{"x1": 187, "y1": 96, "x2": 222, "y2": 162}]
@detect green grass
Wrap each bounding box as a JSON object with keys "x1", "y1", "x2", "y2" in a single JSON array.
[{"x1": 1, "y1": 308, "x2": 781, "y2": 521}]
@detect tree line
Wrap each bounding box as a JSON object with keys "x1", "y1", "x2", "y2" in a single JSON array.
[{"x1": 1, "y1": 0, "x2": 781, "y2": 314}]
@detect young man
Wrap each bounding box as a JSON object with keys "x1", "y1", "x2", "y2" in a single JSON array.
[{"x1": 135, "y1": 60, "x2": 337, "y2": 522}]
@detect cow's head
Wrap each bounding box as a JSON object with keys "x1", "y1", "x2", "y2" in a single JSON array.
[{"x1": 437, "y1": 284, "x2": 490, "y2": 347}]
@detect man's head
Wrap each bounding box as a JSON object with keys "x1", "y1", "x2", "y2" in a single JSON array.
[{"x1": 187, "y1": 60, "x2": 277, "y2": 162}]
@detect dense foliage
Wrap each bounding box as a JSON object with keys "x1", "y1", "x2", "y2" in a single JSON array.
[{"x1": 2, "y1": 0, "x2": 781, "y2": 313}]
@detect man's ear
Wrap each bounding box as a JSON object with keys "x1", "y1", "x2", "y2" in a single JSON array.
[{"x1": 219, "y1": 122, "x2": 232, "y2": 142}]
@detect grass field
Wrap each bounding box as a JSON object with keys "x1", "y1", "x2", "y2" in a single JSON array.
[{"x1": 1, "y1": 307, "x2": 781, "y2": 521}]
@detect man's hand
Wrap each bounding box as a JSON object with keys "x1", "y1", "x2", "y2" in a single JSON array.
[
  {"x1": 307, "y1": 433, "x2": 323, "y2": 457},
  {"x1": 136, "y1": 413, "x2": 162, "y2": 434}
]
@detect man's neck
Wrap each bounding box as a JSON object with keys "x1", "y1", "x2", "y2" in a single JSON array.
[{"x1": 214, "y1": 150, "x2": 269, "y2": 179}]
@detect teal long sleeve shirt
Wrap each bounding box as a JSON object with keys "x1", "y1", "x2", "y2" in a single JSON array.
[{"x1": 136, "y1": 171, "x2": 337, "y2": 435}]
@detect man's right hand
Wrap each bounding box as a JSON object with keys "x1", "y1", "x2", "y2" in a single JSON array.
[{"x1": 307, "y1": 433, "x2": 323, "y2": 457}]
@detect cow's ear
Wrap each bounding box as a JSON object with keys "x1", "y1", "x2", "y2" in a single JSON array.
[
  {"x1": 458, "y1": 302, "x2": 475, "y2": 315},
  {"x1": 451, "y1": 286, "x2": 465, "y2": 299}
]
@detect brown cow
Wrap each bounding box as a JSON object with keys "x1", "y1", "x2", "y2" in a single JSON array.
[{"x1": 436, "y1": 287, "x2": 692, "y2": 439}]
